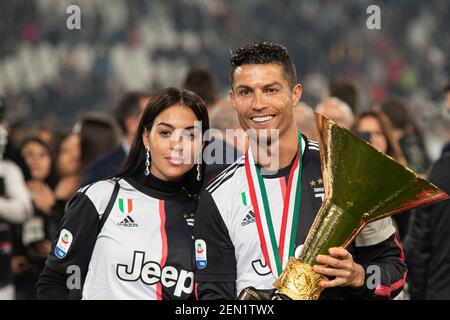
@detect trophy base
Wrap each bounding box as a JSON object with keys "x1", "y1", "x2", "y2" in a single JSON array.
[
  {"x1": 237, "y1": 287, "x2": 276, "y2": 300},
  {"x1": 273, "y1": 257, "x2": 326, "y2": 300}
]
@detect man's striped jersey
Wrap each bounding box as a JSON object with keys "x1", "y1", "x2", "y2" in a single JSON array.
[
  {"x1": 194, "y1": 134, "x2": 400, "y2": 298},
  {"x1": 41, "y1": 175, "x2": 197, "y2": 300}
]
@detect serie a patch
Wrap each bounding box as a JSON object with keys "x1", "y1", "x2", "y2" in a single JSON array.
[
  {"x1": 55, "y1": 228, "x2": 73, "y2": 259},
  {"x1": 195, "y1": 239, "x2": 207, "y2": 269}
]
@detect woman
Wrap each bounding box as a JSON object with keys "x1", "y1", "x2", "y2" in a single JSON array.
[
  {"x1": 13, "y1": 137, "x2": 59, "y2": 299},
  {"x1": 353, "y1": 110, "x2": 407, "y2": 164},
  {"x1": 37, "y1": 88, "x2": 209, "y2": 300},
  {"x1": 352, "y1": 110, "x2": 410, "y2": 239},
  {"x1": 379, "y1": 97, "x2": 431, "y2": 174}
]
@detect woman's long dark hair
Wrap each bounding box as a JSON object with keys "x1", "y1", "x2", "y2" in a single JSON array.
[{"x1": 116, "y1": 87, "x2": 210, "y2": 196}]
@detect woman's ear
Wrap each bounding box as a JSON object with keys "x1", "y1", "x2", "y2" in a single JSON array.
[{"x1": 142, "y1": 129, "x2": 149, "y2": 148}]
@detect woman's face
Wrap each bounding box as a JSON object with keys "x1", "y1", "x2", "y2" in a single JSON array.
[
  {"x1": 143, "y1": 104, "x2": 203, "y2": 181},
  {"x1": 356, "y1": 116, "x2": 388, "y2": 153},
  {"x1": 22, "y1": 141, "x2": 52, "y2": 181},
  {"x1": 58, "y1": 134, "x2": 81, "y2": 176}
]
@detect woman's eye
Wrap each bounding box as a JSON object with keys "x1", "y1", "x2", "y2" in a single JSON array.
[{"x1": 159, "y1": 130, "x2": 171, "y2": 137}]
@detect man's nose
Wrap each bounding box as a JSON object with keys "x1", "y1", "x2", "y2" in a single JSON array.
[{"x1": 251, "y1": 91, "x2": 266, "y2": 111}]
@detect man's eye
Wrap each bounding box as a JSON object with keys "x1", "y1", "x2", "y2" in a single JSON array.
[
  {"x1": 265, "y1": 88, "x2": 277, "y2": 94},
  {"x1": 240, "y1": 89, "x2": 251, "y2": 96}
]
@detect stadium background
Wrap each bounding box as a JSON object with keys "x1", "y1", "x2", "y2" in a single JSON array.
[{"x1": 0, "y1": 0, "x2": 449, "y2": 158}]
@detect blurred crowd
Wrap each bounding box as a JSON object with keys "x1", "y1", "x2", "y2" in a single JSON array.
[
  {"x1": 0, "y1": 0, "x2": 449, "y2": 300},
  {"x1": 0, "y1": 0, "x2": 449, "y2": 154}
]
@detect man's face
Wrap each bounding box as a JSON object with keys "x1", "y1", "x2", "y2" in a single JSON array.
[{"x1": 229, "y1": 64, "x2": 301, "y2": 138}]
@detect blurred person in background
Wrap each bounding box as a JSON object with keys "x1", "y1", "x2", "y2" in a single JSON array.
[
  {"x1": 294, "y1": 102, "x2": 319, "y2": 141},
  {"x1": 30, "y1": 121, "x2": 62, "y2": 154},
  {"x1": 81, "y1": 92, "x2": 151, "y2": 186},
  {"x1": 183, "y1": 67, "x2": 220, "y2": 111},
  {"x1": 404, "y1": 82, "x2": 450, "y2": 300},
  {"x1": 316, "y1": 97, "x2": 354, "y2": 129},
  {"x1": 54, "y1": 134, "x2": 81, "y2": 207},
  {"x1": 204, "y1": 99, "x2": 247, "y2": 182},
  {"x1": 440, "y1": 82, "x2": 450, "y2": 157},
  {"x1": 0, "y1": 98, "x2": 31, "y2": 181},
  {"x1": 352, "y1": 111, "x2": 410, "y2": 240},
  {"x1": 379, "y1": 97, "x2": 431, "y2": 174},
  {"x1": 404, "y1": 156, "x2": 450, "y2": 299},
  {"x1": 74, "y1": 112, "x2": 120, "y2": 186},
  {"x1": 0, "y1": 125, "x2": 33, "y2": 300},
  {"x1": 328, "y1": 79, "x2": 359, "y2": 115},
  {"x1": 13, "y1": 137, "x2": 60, "y2": 299}
]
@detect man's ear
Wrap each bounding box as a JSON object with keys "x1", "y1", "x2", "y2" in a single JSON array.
[{"x1": 291, "y1": 84, "x2": 303, "y2": 105}]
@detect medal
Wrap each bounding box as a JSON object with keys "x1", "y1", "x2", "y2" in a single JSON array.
[{"x1": 244, "y1": 133, "x2": 303, "y2": 278}]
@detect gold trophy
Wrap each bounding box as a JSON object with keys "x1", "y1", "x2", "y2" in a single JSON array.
[{"x1": 271, "y1": 113, "x2": 449, "y2": 300}]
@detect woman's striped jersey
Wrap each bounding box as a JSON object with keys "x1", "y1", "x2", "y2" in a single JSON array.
[{"x1": 42, "y1": 175, "x2": 197, "y2": 300}]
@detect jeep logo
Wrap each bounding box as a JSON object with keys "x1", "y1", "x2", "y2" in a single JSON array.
[{"x1": 116, "y1": 251, "x2": 194, "y2": 297}]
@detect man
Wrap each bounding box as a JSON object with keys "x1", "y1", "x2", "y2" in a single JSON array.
[
  {"x1": 316, "y1": 97, "x2": 354, "y2": 130},
  {"x1": 81, "y1": 92, "x2": 151, "y2": 186},
  {"x1": 194, "y1": 42, "x2": 406, "y2": 300}
]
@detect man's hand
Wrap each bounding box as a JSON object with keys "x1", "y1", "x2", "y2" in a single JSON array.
[{"x1": 313, "y1": 247, "x2": 365, "y2": 289}]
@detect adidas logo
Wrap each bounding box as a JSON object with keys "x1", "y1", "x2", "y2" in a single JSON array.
[
  {"x1": 118, "y1": 216, "x2": 139, "y2": 228},
  {"x1": 241, "y1": 210, "x2": 256, "y2": 227}
]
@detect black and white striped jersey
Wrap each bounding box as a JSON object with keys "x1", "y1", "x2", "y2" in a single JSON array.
[
  {"x1": 38, "y1": 174, "x2": 197, "y2": 300},
  {"x1": 194, "y1": 134, "x2": 401, "y2": 299}
]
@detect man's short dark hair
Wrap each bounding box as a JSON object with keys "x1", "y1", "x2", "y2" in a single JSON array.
[
  {"x1": 115, "y1": 91, "x2": 151, "y2": 134},
  {"x1": 183, "y1": 68, "x2": 219, "y2": 108},
  {"x1": 230, "y1": 42, "x2": 297, "y2": 88},
  {"x1": 329, "y1": 79, "x2": 358, "y2": 114}
]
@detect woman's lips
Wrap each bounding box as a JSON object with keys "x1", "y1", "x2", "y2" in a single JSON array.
[{"x1": 165, "y1": 156, "x2": 188, "y2": 166}]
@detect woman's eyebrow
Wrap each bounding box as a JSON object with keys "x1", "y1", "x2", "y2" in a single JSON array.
[{"x1": 157, "y1": 122, "x2": 195, "y2": 130}]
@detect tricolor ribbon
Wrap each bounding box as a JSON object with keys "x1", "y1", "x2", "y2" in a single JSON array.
[{"x1": 244, "y1": 133, "x2": 303, "y2": 278}]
